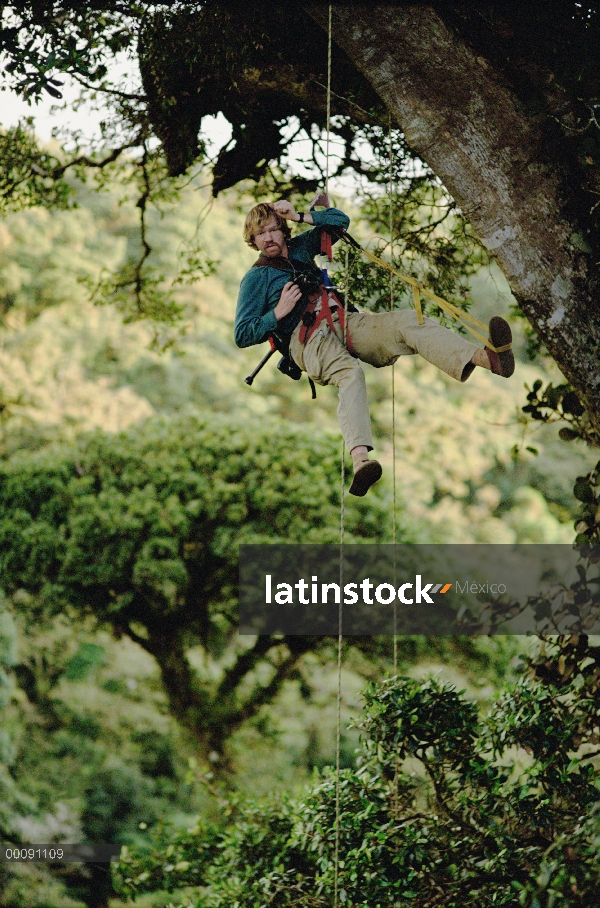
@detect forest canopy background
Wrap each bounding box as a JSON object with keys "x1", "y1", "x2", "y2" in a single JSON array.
[{"x1": 1, "y1": 3, "x2": 600, "y2": 907}]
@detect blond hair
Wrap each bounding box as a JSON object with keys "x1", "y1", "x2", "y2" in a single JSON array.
[{"x1": 243, "y1": 203, "x2": 292, "y2": 250}]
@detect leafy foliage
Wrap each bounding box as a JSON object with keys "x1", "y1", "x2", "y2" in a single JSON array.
[
  {"x1": 0, "y1": 412, "x2": 396, "y2": 754},
  {"x1": 0, "y1": 121, "x2": 73, "y2": 213},
  {"x1": 0, "y1": 162, "x2": 218, "y2": 336},
  {"x1": 0, "y1": 599, "x2": 209, "y2": 908},
  {"x1": 115, "y1": 664, "x2": 600, "y2": 907},
  {"x1": 457, "y1": 458, "x2": 600, "y2": 637},
  {"x1": 573, "y1": 461, "x2": 600, "y2": 551},
  {"x1": 0, "y1": 605, "x2": 30, "y2": 842},
  {"x1": 336, "y1": 175, "x2": 488, "y2": 325},
  {"x1": 0, "y1": 1, "x2": 141, "y2": 100},
  {"x1": 523, "y1": 379, "x2": 600, "y2": 448}
]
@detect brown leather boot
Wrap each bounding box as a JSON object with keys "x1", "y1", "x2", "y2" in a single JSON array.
[
  {"x1": 485, "y1": 316, "x2": 515, "y2": 377},
  {"x1": 349, "y1": 459, "x2": 382, "y2": 497}
]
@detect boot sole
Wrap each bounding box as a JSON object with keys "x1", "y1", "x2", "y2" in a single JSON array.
[
  {"x1": 486, "y1": 316, "x2": 515, "y2": 377},
  {"x1": 349, "y1": 461, "x2": 382, "y2": 497}
]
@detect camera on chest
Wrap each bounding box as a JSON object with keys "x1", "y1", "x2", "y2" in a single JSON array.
[{"x1": 291, "y1": 269, "x2": 322, "y2": 297}]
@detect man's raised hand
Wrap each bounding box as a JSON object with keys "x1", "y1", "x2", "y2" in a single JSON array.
[
  {"x1": 272, "y1": 200, "x2": 298, "y2": 221},
  {"x1": 273, "y1": 281, "x2": 302, "y2": 321},
  {"x1": 272, "y1": 200, "x2": 314, "y2": 225}
]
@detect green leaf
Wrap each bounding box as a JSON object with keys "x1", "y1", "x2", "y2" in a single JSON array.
[
  {"x1": 574, "y1": 480, "x2": 595, "y2": 503},
  {"x1": 63, "y1": 643, "x2": 106, "y2": 681},
  {"x1": 559, "y1": 427, "x2": 580, "y2": 441}
]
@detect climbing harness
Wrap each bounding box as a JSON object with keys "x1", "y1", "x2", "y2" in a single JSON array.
[
  {"x1": 298, "y1": 287, "x2": 353, "y2": 353},
  {"x1": 297, "y1": 234, "x2": 356, "y2": 356},
  {"x1": 245, "y1": 253, "x2": 340, "y2": 397},
  {"x1": 243, "y1": 206, "x2": 510, "y2": 389},
  {"x1": 243, "y1": 206, "x2": 359, "y2": 393}
]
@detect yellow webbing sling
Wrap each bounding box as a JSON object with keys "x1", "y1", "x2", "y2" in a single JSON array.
[{"x1": 341, "y1": 233, "x2": 511, "y2": 353}]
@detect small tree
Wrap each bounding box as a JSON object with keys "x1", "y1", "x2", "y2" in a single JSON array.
[{"x1": 0, "y1": 412, "x2": 395, "y2": 756}]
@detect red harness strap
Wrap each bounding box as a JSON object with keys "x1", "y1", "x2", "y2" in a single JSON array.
[
  {"x1": 298, "y1": 285, "x2": 355, "y2": 356},
  {"x1": 321, "y1": 230, "x2": 333, "y2": 261}
]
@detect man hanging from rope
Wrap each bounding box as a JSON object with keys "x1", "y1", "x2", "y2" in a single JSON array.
[{"x1": 235, "y1": 200, "x2": 515, "y2": 497}]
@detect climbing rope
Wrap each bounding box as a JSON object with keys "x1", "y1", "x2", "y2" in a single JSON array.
[
  {"x1": 388, "y1": 115, "x2": 402, "y2": 823},
  {"x1": 325, "y1": 4, "x2": 332, "y2": 196},
  {"x1": 334, "y1": 526, "x2": 343, "y2": 908},
  {"x1": 324, "y1": 7, "x2": 343, "y2": 908},
  {"x1": 388, "y1": 114, "x2": 398, "y2": 672}
]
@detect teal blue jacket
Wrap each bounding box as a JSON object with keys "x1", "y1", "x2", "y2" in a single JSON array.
[{"x1": 234, "y1": 208, "x2": 350, "y2": 348}]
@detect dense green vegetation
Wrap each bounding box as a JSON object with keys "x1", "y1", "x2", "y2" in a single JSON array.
[
  {"x1": 1, "y1": 5, "x2": 600, "y2": 905},
  {"x1": 116, "y1": 649, "x2": 600, "y2": 907},
  {"x1": 0, "y1": 169, "x2": 598, "y2": 907}
]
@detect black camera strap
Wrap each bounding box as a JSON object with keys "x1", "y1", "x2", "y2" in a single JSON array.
[
  {"x1": 250, "y1": 255, "x2": 319, "y2": 398},
  {"x1": 251, "y1": 253, "x2": 321, "y2": 348}
]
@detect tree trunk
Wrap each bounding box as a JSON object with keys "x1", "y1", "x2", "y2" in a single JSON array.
[
  {"x1": 140, "y1": 627, "x2": 314, "y2": 760},
  {"x1": 305, "y1": 4, "x2": 600, "y2": 436}
]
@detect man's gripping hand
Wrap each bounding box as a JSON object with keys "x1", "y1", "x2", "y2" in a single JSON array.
[
  {"x1": 272, "y1": 200, "x2": 313, "y2": 224},
  {"x1": 272, "y1": 200, "x2": 297, "y2": 220},
  {"x1": 273, "y1": 281, "x2": 302, "y2": 321}
]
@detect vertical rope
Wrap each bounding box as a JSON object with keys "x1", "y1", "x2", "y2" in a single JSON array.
[
  {"x1": 388, "y1": 114, "x2": 402, "y2": 825},
  {"x1": 328, "y1": 8, "x2": 342, "y2": 908},
  {"x1": 335, "y1": 513, "x2": 343, "y2": 908},
  {"x1": 388, "y1": 114, "x2": 398, "y2": 675},
  {"x1": 325, "y1": 3, "x2": 332, "y2": 196},
  {"x1": 320, "y1": 4, "x2": 333, "y2": 281}
]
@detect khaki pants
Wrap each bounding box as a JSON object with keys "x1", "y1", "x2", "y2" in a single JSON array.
[{"x1": 289, "y1": 308, "x2": 478, "y2": 451}]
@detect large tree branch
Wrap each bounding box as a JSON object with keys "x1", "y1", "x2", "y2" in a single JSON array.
[
  {"x1": 207, "y1": 635, "x2": 318, "y2": 753},
  {"x1": 138, "y1": 3, "x2": 385, "y2": 184},
  {"x1": 42, "y1": 143, "x2": 136, "y2": 179},
  {"x1": 215, "y1": 635, "x2": 280, "y2": 702},
  {"x1": 124, "y1": 616, "x2": 319, "y2": 758},
  {"x1": 305, "y1": 3, "x2": 600, "y2": 435}
]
